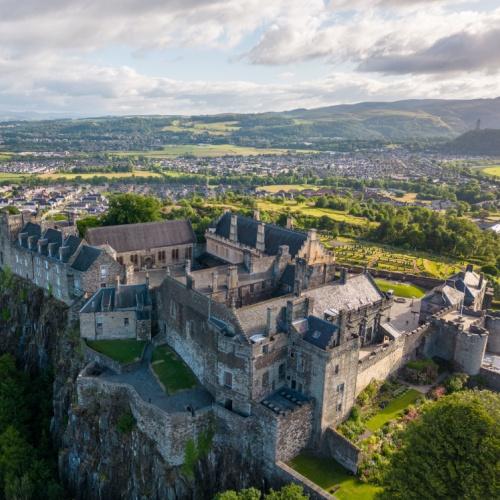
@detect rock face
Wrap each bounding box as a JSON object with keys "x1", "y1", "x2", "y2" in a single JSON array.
[{"x1": 0, "y1": 276, "x2": 265, "y2": 499}]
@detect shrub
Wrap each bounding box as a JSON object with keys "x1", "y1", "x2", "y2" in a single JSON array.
[
  {"x1": 403, "y1": 359, "x2": 438, "y2": 384},
  {"x1": 444, "y1": 372, "x2": 469, "y2": 393},
  {"x1": 116, "y1": 411, "x2": 135, "y2": 434}
]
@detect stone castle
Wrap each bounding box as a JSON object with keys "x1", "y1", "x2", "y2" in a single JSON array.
[{"x1": 1, "y1": 210, "x2": 498, "y2": 495}]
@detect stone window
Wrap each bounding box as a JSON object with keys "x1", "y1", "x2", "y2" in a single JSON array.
[
  {"x1": 171, "y1": 248, "x2": 179, "y2": 261},
  {"x1": 334, "y1": 364, "x2": 339, "y2": 375},
  {"x1": 337, "y1": 383, "x2": 344, "y2": 393},
  {"x1": 262, "y1": 371, "x2": 269, "y2": 387},
  {"x1": 262, "y1": 344, "x2": 268, "y2": 354},
  {"x1": 158, "y1": 250, "x2": 166, "y2": 262},
  {"x1": 130, "y1": 254, "x2": 138, "y2": 264},
  {"x1": 185, "y1": 247, "x2": 192, "y2": 259},
  {"x1": 100, "y1": 265, "x2": 108, "y2": 279},
  {"x1": 124, "y1": 318, "x2": 129, "y2": 326},
  {"x1": 223, "y1": 371, "x2": 232, "y2": 389},
  {"x1": 117, "y1": 256, "x2": 123, "y2": 265},
  {"x1": 278, "y1": 363, "x2": 285, "y2": 380},
  {"x1": 336, "y1": 403, "x2": 342, "y2": 413}
]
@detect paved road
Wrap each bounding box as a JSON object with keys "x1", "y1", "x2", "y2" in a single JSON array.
[{"x1": 101, "y1": 343, "x2": 213, "y2": 413}]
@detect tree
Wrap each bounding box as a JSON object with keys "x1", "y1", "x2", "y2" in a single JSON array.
[
  {"x1": 380, "y1": 390, "x2": 500, "y2": 500},
  {"x1": 215, "y1": 484, "x2": 307, "y2": 500},
  {"x1": 103, "y1": 193, "x2": 161, "y2": 226}
]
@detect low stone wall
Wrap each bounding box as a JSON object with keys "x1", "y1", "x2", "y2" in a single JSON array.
[
  {"x1": 76, "y1": 369, "x2": 213, "y2": 466},
  {"x1": 480, "y1": 367, "x2": 500, "y2": 392},
  {"x1": 274, "y1": 461, "x2": 334, "y2": 500},
  {"x1": 319, "y1": 427, "x2": 362, "y2": 474},
  {"x1": 83, "y1": 342, "x2": 145, "y2": 374}
]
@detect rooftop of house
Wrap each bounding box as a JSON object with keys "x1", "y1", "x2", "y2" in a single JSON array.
[
  {"x1": 423, "y1": 283, "x2": 464, "y2": 307},
  {"x1": 213, "y1": 212, "x2": 308, "y2": 257},
  {"x1": 86, "y1": 219, "x2": 196, "y2": 253},
  {"x1": 80, "y1": 283, "x2": 151, "y2": 314}
]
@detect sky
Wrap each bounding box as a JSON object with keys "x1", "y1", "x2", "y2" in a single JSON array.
[{"x1": 0, "y1": 0, "x2": 499, "y2": 117}]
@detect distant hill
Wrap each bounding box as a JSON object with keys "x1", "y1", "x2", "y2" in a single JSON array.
[
  {"x1": 1, "y1": 97, "x2": 500, "y2": 151},
  {"x1": 443, "y1": 129, "x2": 500, "y2": 155}
]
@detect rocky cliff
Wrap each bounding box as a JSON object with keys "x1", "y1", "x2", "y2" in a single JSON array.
[{"x1": 0, "y1": 274, "x2": 265, "y2": 499}]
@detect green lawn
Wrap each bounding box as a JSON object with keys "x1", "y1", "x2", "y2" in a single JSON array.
[
  {"x1": 365, "y1": 389, "x2": 421, "y2": 432},
  {"x1": 289, "y1": 452, "x2": 382, "y2": 500},
  {"x1": 86, "y1": 339, "x2": 146, "y2": 364},
  {"x1": 374, "y1": 279, "x2": 425, "y2": 298},
  {"x1": 151, "y1": 345, "x2": 197, "y2": 394}
]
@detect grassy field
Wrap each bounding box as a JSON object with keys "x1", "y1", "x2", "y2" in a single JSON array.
[
  {"x1": 86, "y1": 339, "x2": 146, "y2": 364},
  {"x1": 374, "y1": 279, "x2": 426, "y2": 298},
  {"x1": 110, "y1": 144, "x2": 311, "y2": 158},
  {"x1": 151, "y1": 345, "x2": 197, "y2": 394},
  {"x1": 163, "y1": 119, "x2": 240, "y2": 136},
  {"x1": 364, "y1": 389, "x2": 421, "y2": 432},
  {"x1": 289, "y1": 452, "x2": 382, "y2": 500},
  {"x1": 39, "y1": 171, "x2": 162, "y2": 180},
  {"x1": 482, "y1": 165, "x2": 500, "y2": 178},
  {"x1": 257, "y1": 184, "x2": 325, "y2": 193},
  {"x1": 0, "y1": 172, "x2": 30, "y2": 182},
  {"x1": 0, "y1": 153, "x2": 12, "y2": 161},
  {"x1": 256, "y1": 200, "x2": 376, "y2": 227}
]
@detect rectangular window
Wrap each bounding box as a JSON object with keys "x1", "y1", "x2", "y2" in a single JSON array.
[
  {"x1": 100, "y1": 265, "x2": 108, "y2": 279},
  {"x1": 158, "y1": 250, "x2": 166, "y2": 261},
  {"x1": 117, "y1": 256, "x2": 123, "y2": 265},
  {"x1": 262, "y1": 371, "x2": 269, "y2": 387},
  {"x1": 223, "y1": 371, "x2": 232, "y2": 389},
  {"x1": 124, "y1": 318, "x2": 129, "y2": 326},
  {"x1": 278, "y1": 363, "x2": 285, "y2": 380},
  {"x1": 262, "y1": 344, "x2": 268, "y2": 354},
  {"x1": 337, "y1": 383, "x2": 345, "y2": 393},
  {"x1": 336, "y1": 403, "x2": 342, "y2": 413},
  {"x1": 171, "y1": 248, "x2": 179, "y2": 261},
  {"x1": 335, "y1": 364, "x2": 339, "y2": 375}
]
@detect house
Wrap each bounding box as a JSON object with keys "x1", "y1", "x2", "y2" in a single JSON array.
[
  {"x1": 80, "y1": 282, "x2": 152, "y2": 341},
  {"x1": 86, "y1": 220, "x2": 196, "y2": 271}
]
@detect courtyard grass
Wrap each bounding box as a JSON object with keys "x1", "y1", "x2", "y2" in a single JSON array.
[
  {"x1": 289, "y1": 452, "x2": 382, "y2": 500},
  {"x1": 364, "y1": 389, "x2": 421, "y2": 432},
  {"x1": 151, "y1": 345, "x2": 197, "y2": 394},
  {"x1": 86, "y1": 339, "x2": 146, "y2": 364},
  {"x1": 374, "y1": 279, "x2": 425, "y2": 299}
]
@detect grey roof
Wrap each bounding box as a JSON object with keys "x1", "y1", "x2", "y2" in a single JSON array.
[
  {"x1": 303, "y1": 316, "x2": 339, "y2": 349},
  {"x1": 71, "y1": 245, "x2": 102, "y2": 272},
  {"x1": 80, "y1": 283, "x2": 151, "y2": 314},
  {"x1": 86, "y1": 220, "x2": 196, "y2": 253},
  {"x1": 214, "y1": 212, "x2": 307, "y2": 257}
]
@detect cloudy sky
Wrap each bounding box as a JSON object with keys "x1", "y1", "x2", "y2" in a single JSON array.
[{"x1": 1, "y1": 0, "x2": 499, "y2": 117}]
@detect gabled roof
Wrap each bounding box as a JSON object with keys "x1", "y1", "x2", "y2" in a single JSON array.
[
  {"x1": 71, "y1": 245, "x2": 102, "y2": 272},
  {"x1": 214, "y1": 212, "x2": 307, "y2": 257},
  {"x1": 303, "y1": 316, "x2": 339, "y2": 349},
  {"x1": 86, "y1": 220, "x2": 196, "y2": 253},
  {"x1": 80, "y1": 283, "x2": 151, "y2": 314}
]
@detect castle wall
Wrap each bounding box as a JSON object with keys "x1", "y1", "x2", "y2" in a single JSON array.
[
  {"x1": 485, "y1": 313, "x2": 500, "y2": 355},
  {"x1": 319, "y1": 427, "x2": 362, "y2": 473}
]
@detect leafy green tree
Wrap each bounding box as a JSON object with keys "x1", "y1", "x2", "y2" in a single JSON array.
[
  {"x1": 380, "y1": 390, "x2": 500, "y2": 500},
  {"x1": 103, "y1": 193, "x2": 161, "y2": 226},
  {"x1": 265, "y1": 484, "x2": 308, "y2": 499},
  {"x1": 215, "y1": 488, "x2": 260, "y2": 500}
]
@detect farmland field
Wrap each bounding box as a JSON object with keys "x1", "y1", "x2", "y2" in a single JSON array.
[
  {"x1": 482, "y1": 165, "x2": 500, "y2": 178},
  {"x1": 257, "y1": 184, "x2": 325, "y2": 193},
  {"x1": 110, "y1": 144, "x2": 312, "y2": 158},
  {"x1": 162, "y1": 120, "x2": 240, "y2": 136}
]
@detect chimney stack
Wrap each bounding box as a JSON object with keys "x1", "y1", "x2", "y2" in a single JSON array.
[
  {"x1": 256, "y1": 223, "x2": 265, "y2": 253},
  {"x1": 115, "y1": 274, "x2": 121, "y2": 290},
  {"x1": 227, "y1": 265, "x2": 238, "y2": 289},
  {"x1": 466, "y1": 264, "x2": 474, "y2": 273},
  {"x1": 229, "y1": 215, "x2": 238, "y2": 243},
  {"x1": 340, "y1": 267, "x2": 348, "y2": 284},
  {"x1": 185, "y1": 259, "x2": 191, "y2": 274},
  {"x1": 48, "y1": 242, "x2": 57, "y2": 258},
  {"x1": 265, "y1": 307, "x2": 277, "y2": 336},
  {"x1": 59, "y1": 245, "x2": 69, "y2": 261},
  {"x1": 307, "y1": 228, "x2": 318, "y2": 241},
  {"x1": 211, "y1": 271, "x2": 218, "y2": 292}
]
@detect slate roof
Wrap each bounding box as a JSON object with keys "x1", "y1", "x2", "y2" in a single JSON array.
[
  {"x1": 80, "y1": 283, "x2": 151, "y2": 314},
  {"x1": 214, "y1": 212, "x2": 307, "y2": 257},
  {"x1": 71, "y1": 245, "x2": 102, "y2": 272},
  {"x1": 423, "y1": 284, "x2": 464, "y2": 308},
  {"x1": 303, "y1": 316, "x2": 339, "y2": 349},
  {"x1": 86, "y1": 220, "x2": 196, "y2": 253}
]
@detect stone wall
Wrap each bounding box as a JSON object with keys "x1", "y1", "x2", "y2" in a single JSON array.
[
  {"x1": 76, "y1": 370, "x2": 213, "y2": 466},
  {"x1": 479, "y1": 367, "x2": 500, "y2": 392},
  {"x1": 320, "y1": 427, "x2": 362, "y2": 473},
  {"x1": 485, "y1": 312, "x2": 500, "y2": 355},
  {"x1": 274, "y1": 462, "x2": 333, "y2": 500},
  {"x1": 84, "y1": 345, "x2": 144, "y2": 374}
]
